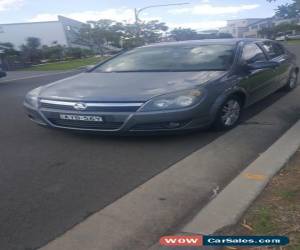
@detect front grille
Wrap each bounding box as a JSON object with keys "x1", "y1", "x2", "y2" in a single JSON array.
[
  {"x1": 48, "y1": 118, "x2": 123, "y2": 130},
  {"x1": 39, "y1": 101, "x2": 142, "y2": 112}
]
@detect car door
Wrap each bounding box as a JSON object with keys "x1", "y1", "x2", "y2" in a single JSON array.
[
  {"x1": 260, "y1": 41, "x2": 291, "y2": 90},
  {"x1": 238, "y1": 43, "x2": 277, "y2": 105}
]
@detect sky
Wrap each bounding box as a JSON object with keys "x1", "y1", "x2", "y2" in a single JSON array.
[{"x1": 0, "y1": 0, "x2": 293, "y2": 30}]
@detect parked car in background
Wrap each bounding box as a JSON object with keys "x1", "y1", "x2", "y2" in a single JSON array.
[
  {"x1": 286, "y1": 34, "x2": 300, "y2": 40},
  {"x1": 24, "y1": 39, "x2": 299, "y2": 134},
  {"x1": 275, "y1": 35, "x2": 286, "y2": 41},
  {"x1": 0, "y1": 68, "x2": 6, "y2": 78}
]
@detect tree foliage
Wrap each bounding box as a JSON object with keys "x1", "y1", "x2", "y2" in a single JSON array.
[
  {"x1": 0, "y1": 42, "x2": 19, "y2": 56},
  {"x1": 79, "y1": 19, "x2": 169, "y2": 52},
  {"x1": 170, "y1": 28, "x2": 200, "y2": 41},
  {"x1": 20, "y1": 37, "x2": 42, "y2": 63},
  {"x1": 170, "y1": 28, "x2": 233, "y2": 41},
  {"x1": 42, "y1": 44, "x2": 64, "y2": 61},
  {"x1": 276, "y1": 3, "x2": 299, "y2": 18},
  {"x1": 258, "y1": 22, "x2": 300, "y2": 39},
  {"x1": 267, "y1": 0, "x2": 300, "y2": 18}
]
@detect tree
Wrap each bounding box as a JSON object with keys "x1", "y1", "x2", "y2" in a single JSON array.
[
  {"x1": 258, "y1": 27, "x2": 276, "y2": 39},
  {"x1": 138, "y1": 20, "x2": 168, "y2": 44},
  {"x1": 79, "y1": 20, "x2": 124, "y2": 54},
  {"x1": 21, "y1": 37, "x2": 42, "y2": 64},
  {"x1": 41, "y1": 44, "x2": 65, "y2": 61},
  {"x1": 0, "y1": 42, "x2": 19, "y2": 56},
  {"x1": 65, "y1": 47, "x2": 93, "y2": 59},
  {"x1": 0, "y1": 42, "x2": 20, "y2": 70},
  {"x1": 170, "y1": 28, "x2": 200, "y2": 41},
  {"x1": 217, "y1": 33, "x2": 233, "y2": 38},
  {"x1": 79, "y1": 19, "x2": 169, "y2": 51},
  {"x1": 275, "y1": 3, "x2": 299, "y2": 18},
  {"x1": 26, "y1": 37, "x2": 41, "y2": 50},
  {"x1": 258, "y1": 22, "x2": 300, "y2": 38},
  {"x1": 267, "y1": 0, "x2": 300, "y2": 18}
]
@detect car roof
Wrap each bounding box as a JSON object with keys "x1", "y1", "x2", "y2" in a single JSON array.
[{"x1": 141, "y1": 38, "x2": 270, "y2": 48}]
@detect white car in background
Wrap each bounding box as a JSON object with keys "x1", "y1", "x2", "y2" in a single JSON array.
[{"x1": 275, "y1": 36, "x2": 286, "y2": 41}]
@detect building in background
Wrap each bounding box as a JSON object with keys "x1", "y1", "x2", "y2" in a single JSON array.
[
  {"x1": 0, "y1": 16, "x2": 89, "y2": 50},
  {"x1": 243, "y1": 18, "x2": 274, "y2": 38},
  {"x1": 221, "y1": 17, "x2": 300, "y2": 39},
  {"x1": 244, "y1": 17, "x2": 300, "y2": 38},
  {"x1": 219, "y1": 18, "x2": 264, "y2": 38}
]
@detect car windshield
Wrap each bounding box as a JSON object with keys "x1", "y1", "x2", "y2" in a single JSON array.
[{"x1": 93, "y1": 44, "x2": 235, "y2": 72}]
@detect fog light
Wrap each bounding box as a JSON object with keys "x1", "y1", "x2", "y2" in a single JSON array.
[{"x1": 164, "y1": 122, "x2": 181, "y2": 129}]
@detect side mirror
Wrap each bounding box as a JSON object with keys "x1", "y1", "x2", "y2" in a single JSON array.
[{"x1": 247, "y1": 61, "x2": 280, "y2": 70}]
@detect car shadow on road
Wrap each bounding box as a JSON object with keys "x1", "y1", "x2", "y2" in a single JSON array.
[{"x1": 240, "y1": 89, "x2": 287, "y2": 123}]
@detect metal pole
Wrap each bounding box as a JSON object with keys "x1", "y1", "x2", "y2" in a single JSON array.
[
  {"x1": 133, "y1": 3, "x2": 190, "y2": 45},
  {"x1": 134, "y1": 8, "x2": 139, "y2": 24},
  {"x1": 134, "y1": 2, "x2": 189, "y2": 23}
]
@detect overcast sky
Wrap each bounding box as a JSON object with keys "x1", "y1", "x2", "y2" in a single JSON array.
[{"x1": 0, "y1": 0, "x2": 292, "y2": 30}]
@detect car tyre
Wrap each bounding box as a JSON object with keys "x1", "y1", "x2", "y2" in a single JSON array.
[
  {"x1": 283, "y1": 70, "x2": 298, "y2": 91},
  {"x1": 213, "y1": 96, "x2": 242, "y2": 131}
]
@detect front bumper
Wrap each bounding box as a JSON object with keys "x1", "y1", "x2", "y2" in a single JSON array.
[{"x1": 24, "y1": 101, "x2": 213, "y2": 134}]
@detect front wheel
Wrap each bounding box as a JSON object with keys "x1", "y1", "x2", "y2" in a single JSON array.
[
  {"x1": 283, "y1": 70, "x2": 298, "y2": 91},
  {"x1": 213, "y1": 96, "x2": 242, "y2": 131}
]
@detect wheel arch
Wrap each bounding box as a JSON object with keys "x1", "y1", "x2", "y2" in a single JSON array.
[{"x1": 209, "y1": 89, "x2": 248, "y2": 119}]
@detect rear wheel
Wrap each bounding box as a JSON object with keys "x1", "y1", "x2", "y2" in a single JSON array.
[
  {"x1": 213, "y1": 96, "x2": 242, "y2": 130},
  {"x1": 283, "y1": 70, "x2": 298, "y2": 91}
]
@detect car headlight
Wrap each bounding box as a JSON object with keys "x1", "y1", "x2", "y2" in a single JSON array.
[
  {"x1": 25, "y1": 87, "x2": 42, "y2": 108},
  {"x1": 139, "y1": 88, "x2": 204, "y2": 112}
]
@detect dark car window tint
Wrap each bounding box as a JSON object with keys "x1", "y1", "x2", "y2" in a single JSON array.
[
  {"x1": 241, "y1": 43, "x2": 267, "y2": 64},
  {"x1": 262, "y1": 41, "x2": 285, "y2": 59},
  {"x1": 93, "y1": 44, "x2": 235, "y2": 72}
]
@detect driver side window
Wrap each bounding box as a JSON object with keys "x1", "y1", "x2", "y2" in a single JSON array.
[{"x1": 241, "y1": 43, "x2": 267, "y2": 64}]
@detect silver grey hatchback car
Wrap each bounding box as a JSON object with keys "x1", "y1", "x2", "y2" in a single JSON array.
[{"x1": 24, "y1": 39, "x2": 298, "y2": 134}]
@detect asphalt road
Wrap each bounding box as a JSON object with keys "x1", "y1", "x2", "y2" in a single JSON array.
[{"x1": 0, "y1": 46, "x2": 299, "y2": 250}]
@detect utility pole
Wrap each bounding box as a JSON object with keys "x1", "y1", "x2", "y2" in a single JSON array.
[{"x1": 133, "y1": 3, "x2": 189, "y2": 45}]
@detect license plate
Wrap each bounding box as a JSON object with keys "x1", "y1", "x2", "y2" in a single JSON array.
[{"x1": 59, "y1": 114, "x2": 103, "y2": 122}]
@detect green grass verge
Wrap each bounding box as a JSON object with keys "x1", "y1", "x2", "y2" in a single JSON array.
[
  {"x1": 286, "y1": 39, "x2": 300, "y2": 45},
  {"x1": 25, "y1": 57, "x2": 106, "y2": 71},
  {"x1": 252, "y1": 207, "x2": 276, "y2": 234}
]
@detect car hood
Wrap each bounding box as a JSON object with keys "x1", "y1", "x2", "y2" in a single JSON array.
[{"x1": 39, "y1": 71, "x2": 225, "y2": 102}]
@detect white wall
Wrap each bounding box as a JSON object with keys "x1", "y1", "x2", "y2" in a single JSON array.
[{"x1": 0, "y1": 21, "x2": 68, "y2": 49}]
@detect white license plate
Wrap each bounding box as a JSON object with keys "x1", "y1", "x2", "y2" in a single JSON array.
[{"x1": 59, "y1": 114, "x2": 103, "y2": 122}]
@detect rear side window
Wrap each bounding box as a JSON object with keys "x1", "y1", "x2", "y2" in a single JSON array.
[
  {"x1": 262, "y1": 41, "x2": 285, "y2": 59},
  {"x1": 241, "y1": 43, "x2": 267, "y2": 64}
]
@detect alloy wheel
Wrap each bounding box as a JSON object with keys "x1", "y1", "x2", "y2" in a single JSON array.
[
  {"x1": 221, "y1": 99, "x2": 241, "y2": 127},
  {"x1": 289, "y1": 72, "x2": 298, "y2": 89}
]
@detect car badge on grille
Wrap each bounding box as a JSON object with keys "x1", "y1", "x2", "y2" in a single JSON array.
[{"x1": 74, "y1": 102, "x2": 87, "y2": 110}]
